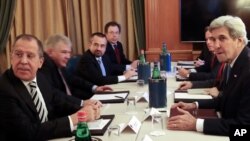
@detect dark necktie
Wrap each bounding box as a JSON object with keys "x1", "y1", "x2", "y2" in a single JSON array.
[
  {"x1": 29, "y1": 81, "x2": 48, "y2": 123},
  {"x1": 58, "y1": 69, "x2": 72, "y2": 95},
  {"x1": 97, "y1": 58, "x2": 106, "y2": 76},
  {"x1": 225, "y1": 64, "x2": 231, "y2": 83},
  {"x1": 113, "y1": 44, "x2": 121, "y2": 64}
]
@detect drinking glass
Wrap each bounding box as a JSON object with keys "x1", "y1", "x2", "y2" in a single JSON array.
[
  {"x1": 136, "y1": 79, "x2": 145, "y2": 87},
  {"x1": 126, "y1": 96, "x2": 137, "y2": 114},
  {"x1": 107, "y1": 125, "x2": 120, "y2": 140}
]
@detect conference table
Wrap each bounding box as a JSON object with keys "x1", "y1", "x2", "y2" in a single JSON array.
[{"x1": 51, "y1": 71, "x2": 229, "y2": 141}]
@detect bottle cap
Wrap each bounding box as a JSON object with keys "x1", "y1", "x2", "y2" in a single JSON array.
[{"x1": 77, "y1": 111, "x2": 87, "y2": 122}]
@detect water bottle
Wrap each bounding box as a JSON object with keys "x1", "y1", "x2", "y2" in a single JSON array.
[
  {"x1": 152, "y1": 62, "x2": 160, "y2": 79},
  {"x1": 75, "y1": 111, "x2": 92, "y2": 141},
  {"x1": 160, "y1": 42, "x2": 171, "y2": 72},
  {"x1": 139, "y1": 49, "x2": 146, "y2": 64}
]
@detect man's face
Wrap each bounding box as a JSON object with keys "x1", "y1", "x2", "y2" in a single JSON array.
[
  {"x1": 11, "y1": 39, "x2": 44, "y2": 81},
  {"x1": 105, "y1": 26, "x2": 120, "y2": 44},
  {"x1": 205, "y1": 30, "x2": 214, "y2": 52},
  {"x1": 48, "y1": 42, "x2": 72, "y2": 68},
  {"x1": 211, "y1": 27, "x2": 241, "y2": 63},
  {"x1": 89, "y1": 36, "x2": 107, "y2": 57}
]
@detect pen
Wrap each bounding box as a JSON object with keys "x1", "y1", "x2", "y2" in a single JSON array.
[{"x1": 114, "y1": 96, "x2": 124, "y2": 99}]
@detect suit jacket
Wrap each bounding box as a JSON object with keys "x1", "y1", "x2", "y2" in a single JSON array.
[
  {"x1": 195, "y1": 45, "x2": 213, "y2": 72},
  {"x1": 105, "y1": 41, "x2": 131, "y2": 65},
  {"x1": 198, "y1": 47, "x2": 250, "y2": 135},
  {"x1": 0, "y1": 69, "x2": 81, "y2": 141},
  {"x1": 188, "y1": 55, "x2": 221, "y2": 81},
  {"x1": 40, "y1": 53, "x2": 94, "y2": 100},
  {"x1": 76, "y1": 50, "x2": 125, "y2": 85}
]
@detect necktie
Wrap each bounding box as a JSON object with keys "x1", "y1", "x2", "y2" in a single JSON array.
[
  {"x1": 29, "y1": 81, "x2": 48, "y2": 123},
  {"x1": 58, "y1": 69, "x2": 72, "y2": 95},
  {"x1": 113, "y1": 44, "x2": 121, "y2": 64},
  {"x1": 97, "y1": 58, "x2": 106, "y2": 76},
  {"x1": 226, "y1": 64, "x2": 231, "y2": 83}
]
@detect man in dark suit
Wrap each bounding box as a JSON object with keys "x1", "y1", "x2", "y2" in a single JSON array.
[
  {"x1": 76, "y1": 32, "x2": 137, "y2": 86},
  {"x1": 168, "y1": 15, "x2": 250, "y2": 136},
  {"x1": 0, "y1": 34, "x2": 100, "y2": 141},
  {"x1": 104, "y1": 21, "x2": 138, "y2": 73},
  {"x1": 178, "y1": 29, "x2": 222, "y2": 81},
  {"x1": 41, "y1": 34, "x2": 112, "y2": 100}
]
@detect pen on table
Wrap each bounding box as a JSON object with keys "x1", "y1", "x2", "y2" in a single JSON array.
[{"x1": 114, "y1": 96, "x2": 124, "y2": 99}]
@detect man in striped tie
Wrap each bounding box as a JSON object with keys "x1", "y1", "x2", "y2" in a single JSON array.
[{"x1": 0, "y1": 34, "x2": 100, "y2": 141}]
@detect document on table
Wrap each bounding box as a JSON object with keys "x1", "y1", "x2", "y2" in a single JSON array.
[
  {"x1": 177, "y1": 61, "x2": 194, "y2": 66},
  {"x1": 187, "y1": 88, "x2": 209, "y2": 95},
  {"x1": 174, "y1": 91, "x2": 212, "y2": 103},
  {"x1": 91, "y1": 91, "x2": 129, "y2": 103}
]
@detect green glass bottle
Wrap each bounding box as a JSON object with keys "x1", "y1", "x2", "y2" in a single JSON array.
[
  {"x1": 152, "y1": 62, "x2": 160, "y2": 79},
  {"x1": 139, "y1": 49, "x2": 146, "y2": 64},
  {"x1": 162, "y1": 42, "x2": 167, "y2": 55},
  {"x1": 75, "y1": 111, "x2": 92, "y2": 141}
]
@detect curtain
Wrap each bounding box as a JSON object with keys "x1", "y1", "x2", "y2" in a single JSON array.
[
  {"x1": 132, "y1": 0, "x2": 146, "y2": 53},
  {"x1": 2, "y1": 0, "x2": 137, "y2": 72},
  {"x1": 68, "y1": 0, "x2": 137, "y2": 60},
  {"x1": 0, "y1": 0, "x2": 16, "y2": 73}
]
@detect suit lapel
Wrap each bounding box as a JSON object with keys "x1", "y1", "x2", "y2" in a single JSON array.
[{"x1": 7, "y1": 69, "x2": 38, "y2": 115}]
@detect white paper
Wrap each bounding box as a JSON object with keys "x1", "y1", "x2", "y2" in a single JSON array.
[
  {"x1": 177, "y1": 61, "x2": 194, "y2": 65},
  {"x1": 127, "y1": 116, "x2": 141, "y2": 133},
  {"x1": 91, "y1": 93, "x2": 128, "y2": 101},
  {"x1": 136, "y1": 92, "x2": 149, "y2": 102},
  {"x1": 119, "y1": 116, "x2": 141, "y2": 134},
  {"x1": 175, "y1": 92, "x2": 212, "y2": 99},
  {"x1": 142, "y1": 135, "x2": 153, "y2": 141},
  {"x1": 88, "y1": 119, "x2": 110, "y2": 130},
  {"x1": 176, "y1": 65, "x2": 195, "y2": 69},
  {"x1": 187, "y1": 88, "x2": 209, "y2": 95},
  {"x1": 143, "y1": 108, "x2": 162, "y2": 121}
]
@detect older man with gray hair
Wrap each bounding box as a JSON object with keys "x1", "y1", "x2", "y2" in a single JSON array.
[{"x1": 168, "y1": 15, "x2": 250, "y2": 136}]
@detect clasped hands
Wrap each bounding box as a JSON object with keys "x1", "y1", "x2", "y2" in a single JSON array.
[{"x1": 167, "y1": 102, "x2": 197, "y2": 131}]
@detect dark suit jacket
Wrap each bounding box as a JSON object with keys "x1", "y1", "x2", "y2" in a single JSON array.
[
  {"x1": 40, "y1": 53, "x2": 94, "y2": 100},
  {"x1": 105, "y1": 41, "x2": 131, "y2": 65},
  {"x1": 188, "y1": 55, "x2": 221, "y2": 81},
  {"x1": 198, "y1": 47, "x2": 250, "y2": 135},
  {"x1": 76, "y1": 50, "x2": 125, "y2": 85},
  {"x1": 0, "y1": 69, "x2": 81, "y2": 141},
  {"x1": 195, "y1": 45, "x2": 214, "y2": 72}
]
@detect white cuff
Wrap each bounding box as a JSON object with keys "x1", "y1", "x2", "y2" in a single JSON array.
[
  {"x1": 118, "y1": 75, "x2": 126, "y2": 82},
  {"x1": 196, "y1": 118, "x2": 204, "y2": 132},
  {"x1": 68, "y1": 116, "x2": 75, "y2": 132}
]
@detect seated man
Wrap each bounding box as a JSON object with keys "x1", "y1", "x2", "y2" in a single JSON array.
[
  {"x1": 168, "y1": 15, "x2": 250, "y2": 136},
  {"x1": 104, "y1": 21, "x2": 138, "y2": 73},
  {"x1": 178, "y1": 28, "x2": 222, "y2": 81},
  {"x1": 0, "y1": 34, "x2": 100, "y2": 141},
  {"x1": 41, "y1": 34, "x2": 112, "y2": 100},
  {"x1": 76, "y1": 32, "x2": 137, "y2": 85}
]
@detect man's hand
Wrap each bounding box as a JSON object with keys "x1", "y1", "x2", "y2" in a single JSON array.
[
  {"x1": 178, "y1": 68, "x2": 190, "y2": 78},
  {"x1": 171, "y1": 101, "x2": 197, "y2": 111},
  {"x1": 167, "y1": 107, "x2": 197, "y2": 131},
  {"x1": 178, "y1": 81, "x2": 193, "y2": 90},
  {"x1": 95, "y1": 85, "x2": 113, "y2": 92},
  {"x1": 83, "y1": 99, "x2": 102, "y2": 108},
  {"x1": 205, "y1": 87, "x2": 219, "y2": 97},
  {"x1": 130, "y1": 60, "x2": 139, "y2": 69},
  {"x1": 124, "y1": 69, "x2": 137, "y2": 79}
]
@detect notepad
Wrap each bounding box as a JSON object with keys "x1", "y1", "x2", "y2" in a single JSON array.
[
  {"x1": 91, "y1": 91, "x2": 129, "y2": 103},
  {"x1": 187, "y1": 88, "x2": 209, "y2": 95}
]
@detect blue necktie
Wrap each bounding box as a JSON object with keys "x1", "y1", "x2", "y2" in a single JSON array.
[{"x1": 98, "y1": 58, "x2": 106, "y2": 76}]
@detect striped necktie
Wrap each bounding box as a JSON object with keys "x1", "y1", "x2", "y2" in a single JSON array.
[{"x1": 29, "y1": 81, "x2": 48, "y2": 123}]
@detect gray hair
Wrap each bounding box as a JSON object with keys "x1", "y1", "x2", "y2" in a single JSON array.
[
  {"x1": 209, "y1": 15, "x2": 248, "y2": 46},
  {"x1": 45, "y1": 34, "x2": 72, "y2": 49}
]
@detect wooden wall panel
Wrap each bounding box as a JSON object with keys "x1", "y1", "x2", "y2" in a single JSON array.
[{"x1": 145, "y1": 0, "x2": 194, "y2": 62}]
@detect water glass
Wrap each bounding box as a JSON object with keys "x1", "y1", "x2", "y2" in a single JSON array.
[
  {"x1": 126, "y1": 96, "x2": 137, "y2": 114},
  {"x1": 160, "y1": 71, "x2": 167, "y2": 79},
  {"x1": 136, "y1": 79, "x2": 145, "y2": 87},
  {"x1": 107, "y1": 125, "x2": 120, "y2": 138},
  {"x1": 151, "y1": 114, "x2": 164, "y2": 130}
]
